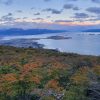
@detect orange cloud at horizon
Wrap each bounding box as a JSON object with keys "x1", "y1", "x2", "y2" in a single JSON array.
[
  {"x1": 0, "y1": 18, "x2": 100, "y2": 26},
  {"x1": 15, "y1": 18, "x2": 100, "y2": 26},
  {"x1": 56, "y1": 20, "x2": 100, "y2": 26}
]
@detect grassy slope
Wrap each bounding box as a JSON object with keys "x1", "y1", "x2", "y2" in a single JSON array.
[{"x1": 0, "y1": 46, "x2": 100, "y2": 100}]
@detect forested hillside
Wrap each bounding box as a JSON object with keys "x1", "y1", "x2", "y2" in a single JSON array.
[{"x1": 0, "y1": 46, "x2": 100, "y2": 100}]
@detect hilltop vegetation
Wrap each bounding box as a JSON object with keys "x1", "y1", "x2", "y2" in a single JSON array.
[{"x1": 0, "y1": 46, "x2": 100, "y2": 100}]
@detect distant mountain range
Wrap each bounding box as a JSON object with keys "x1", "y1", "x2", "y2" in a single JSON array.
[
  {"x1": 0, "y1": 28, "x2": 67, "y2": 36},
  {"x1": 0, "y1": 28, "x2": 100, "y2": 36},
  {"x1": 83, "y1": 29, "x2": 100, "y2": 32}
]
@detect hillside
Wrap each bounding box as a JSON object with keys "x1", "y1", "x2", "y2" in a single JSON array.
[
  {"x1": 0, "y1": 46, "x2": 100, "y2": 100},
  {"x1": 83, "y1": 29, "x2": 100, "y2": 32},
  {"x1": 0, "y1": 28, "x2": 66, "y2": 36}
]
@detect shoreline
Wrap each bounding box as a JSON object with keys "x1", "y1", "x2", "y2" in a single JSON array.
[
  {"x1": 0, "y1": 45, "x2": 99, "y2": 57},
  {"x1": 0, "y1": 34, "x2": 100, "y2": 56}
]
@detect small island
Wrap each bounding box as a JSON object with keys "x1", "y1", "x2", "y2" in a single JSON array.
[
  {"x1": 46, "y1": 36, "x2": 72, "y2": 40},
  {"x1": 30, "y1": 35, "x2": 72, "y2": 40},
  {"x1": 0, "y1": 35, "x2": 72, "y2": 48}
]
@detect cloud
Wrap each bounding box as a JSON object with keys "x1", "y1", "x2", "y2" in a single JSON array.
[
  {"x1": 55, "y1": 20, "x2": 73, "y2": 23},
  {"x1": 46, "y1": 16, "x2": 51, "y2": 18},
  {"x1": 63, "y1": 4, "x2": 74, "y2": 9},
  {"x1": 43, "y1": 8, "x2": 62, "y2": 14},
  {"x1": 0, "y1": 13, "x2": 14, "y2": 23},
  {"x1": 23, "y1": 17, "x2": 28, "y2": 19},
  {"x1": 67, "y1": 0, "x2": 100, "y2": 3},
  {"x1": 44, "y1": 0, "x2": 51, "y2": 2},
  {"x1": 91, "y1": 0, "x2": 100, "y2": 3},
  {"x1": 34, "y1": 18, "x2": 44, "y2": 20},
  {"x1": 31, "y1": 7, "x2": 35, "y2": 10},
  {"x1": 86, "y1": 7, "x2": 100, "y2": 14},
  {"x1": 7, "y1": 13, "x2": 13, "y2": 16},
  {"x1": 73, "y1": 13, "x2": 89, "y2": 18},
  {"x1": 0, "y1": 0, "x2": 13, "y2": 5},
  {"x1": 73, "y1": 7, "x2": 79, "y2": 10},
  {"x1": 0, "y1": 17, "x2": 100, "y2": 31},
  {"x1": 0, "y1": 13, "x2": 14, "y2": 22},
  {"x1": 2, "y1": 13, "x2": 13, "y2": 17},
  {"x1": 51, "y1": 10, "x2": 62, "y2": 14},
  {"x1": 16, "y1": 10, "x2": 23, "y2": 13},
  {"x1": 68, "y1": 0, "x2": 77, "y2": 1},
  {"x1": 34, "y1": 13, "x2": 40, "y2": 15},
  {"x1": 63, "y1": 4, "x2": 79, "y2": 11}
]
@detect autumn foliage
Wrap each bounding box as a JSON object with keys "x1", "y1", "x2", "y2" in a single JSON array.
[{"x1": 0, "y1": 46, "x2": 100, "y2": 100}]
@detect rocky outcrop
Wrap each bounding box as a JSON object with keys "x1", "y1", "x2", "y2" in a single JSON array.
[{"x1": 87, "y1": 82, "x2": 100, "y2": 100}]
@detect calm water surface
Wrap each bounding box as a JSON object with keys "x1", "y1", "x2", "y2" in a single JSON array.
[{"x1": 1, "y1": 32, "x2": 100, "y2": 56}]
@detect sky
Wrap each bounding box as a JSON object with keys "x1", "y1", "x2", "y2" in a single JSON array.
[{"x1": 0, "y1": 0, "x2": 100, "y2": 31}]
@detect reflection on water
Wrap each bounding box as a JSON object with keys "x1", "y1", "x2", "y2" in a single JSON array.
[{"x1": 0, "y1": 32, "x2": 100, "y2": 56}]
